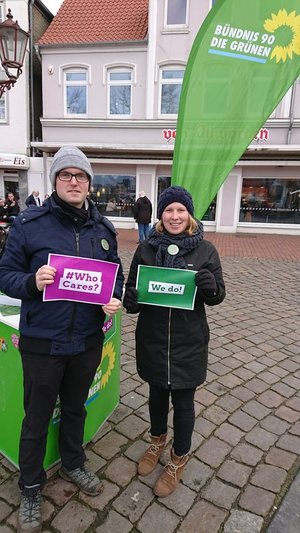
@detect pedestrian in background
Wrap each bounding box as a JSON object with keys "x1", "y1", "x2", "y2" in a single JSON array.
[
  {"x1": 25, "y1": 190, "x2": 41, "y2": 207},
  {"x1": 123, "y1": 186, "x2": 225, "y2": 497},
  {"x1": 5, "y1": 192, "x2": 20, "y2": 222},
  {"x1": 133, "y1": 191, "x2": 152, "y2": 242},
  {"x1": 0, "y1": 146, "x2": 124, "y2": 533}
]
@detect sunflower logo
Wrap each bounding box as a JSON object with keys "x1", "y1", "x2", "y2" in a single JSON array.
[
  {"x1": 264, "y1": 9, "x2": 300, "y2": 63},
  {"x1": 100, "y1": 341, "x2": 116, "y2": 388}
]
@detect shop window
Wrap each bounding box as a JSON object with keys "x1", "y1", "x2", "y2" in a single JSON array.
[
  {"x1": 165, "y1": 0, "x2": 188, "y2": 26},
  {"x1": 159, "y1": 67, "x2": 184, "y2": 116},
  {"x1": 90, "y1": 174, "x2": 136, "y2": 217},
  {"x1": 64, "y1": 69, "x2": 87, "y2": 115},
  {"x1": 157, "y1": 176, "x2": 216, "y2": 221},
  {"x1": 240, "y1": 178, "x2": 300, "y2": 224},
  {"x1": 108, "y1": 68, "x2": 132, "y2": 116}
]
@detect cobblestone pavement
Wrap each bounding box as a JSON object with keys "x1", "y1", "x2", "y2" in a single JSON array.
[{"x1": 0, "y1": 231, "x2": 300, "y2": 532}]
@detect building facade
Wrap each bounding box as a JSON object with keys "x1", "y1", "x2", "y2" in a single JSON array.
[
  {"x1": 0, "y1": 0, "x2": 53, "y2": 208},
  {"x1": 34, "y1": 0, "x2": 300, "y2": 234}
]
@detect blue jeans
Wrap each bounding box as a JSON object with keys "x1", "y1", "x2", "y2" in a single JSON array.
[{"x1": 138, "y1": 223, "x2": 150, "y2": 242}]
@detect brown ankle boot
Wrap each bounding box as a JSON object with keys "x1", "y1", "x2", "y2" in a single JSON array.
[
  {"x1": 154, "y1": 448, "x2": 188, "y2": 497},
  {"x1": 138, "y1": 433, "x2": 167, "y2": 476}
]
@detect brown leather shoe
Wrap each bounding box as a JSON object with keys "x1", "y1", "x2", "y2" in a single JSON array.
[
  {"x1": 138, "y1": 433, "x2": 167, "y2": 476},
  {"x1": 154, "y1": 448, "x2": 188, "y2": 497}
]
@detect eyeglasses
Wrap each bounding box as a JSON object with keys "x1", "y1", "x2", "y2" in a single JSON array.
[{"x1": 57, "y1": 171, "x2": 89, "y2": 183}]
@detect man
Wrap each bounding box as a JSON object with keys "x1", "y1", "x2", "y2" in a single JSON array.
[
  {"x1": 25, "y1": 190, "x2": 41, "y2": 207},
  {"x1": 0, "y1": 146, "x2": 124, "y2": 533},
  {"x1": 133, "y1": 191, "x2": 152, "y2": 242},
  {"x1": 5, "y1": 191, "x2": 20, "y2": 221}
]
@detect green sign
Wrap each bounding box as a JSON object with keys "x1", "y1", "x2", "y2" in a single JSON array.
[
  {"x1": 172, "y1": 0, "x2": 300, "y2": 218},
  {"x1": 136, "y1": 265, "x2": 197, "y2": 310},
  {"x1": 0, "y1": 311, "x2": 121, "y2": 469}
]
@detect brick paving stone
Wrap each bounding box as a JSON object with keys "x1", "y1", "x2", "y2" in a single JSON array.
[
  {"x1": 202, "y1": 478, "x2": 240, "y2": 510},
  {"x1": 137, "y1": 502, "x2": 180, "y2": 533},
  {"x1": 121, "y1": 391, "x2": 147, "y2": 410},
  {"x1": 276, "y1": 434, "x2": 300, "y2": 454},
  {"x1": 279, "y1": 359, "x2": 299, "y2": 372},
  {"x1": 239, "y1": 485, "x2": 276, "y2": 516},
  {"x1": 0, "y1": 527, "x2": 16, "y2": 533},
  {"x1": 0, "y1": 501, "x2": 12, "y2": 522},
  {"x1": 258, "y1": 371, "x2": 280, "y2": 385},
  {"x1": 268, "y1": 351, "x2": 289, "y2": 363},
  {"x1": 51, "y1": 500, "x2": 96, "y2": 532},
  {"x1": 260, "y1": 415, "x2": 290, "y2": 435},
  {"x1": 241, "y1": 400, "x2": 271, "y2": 420},
  {"x1": 182, "y1": 458, "x2": 213, "y2": 491},
  {"x1": 257, "y1": 390, "x2": 284, "y2": 408},
  {"x1": 79, "y1": 480, "x2": 120, "y2": 511},
  {"x1": 265, "y1": 448, "x2": 297, "y2": 470},
  {"x1": 115, "y1": 413, "x2": 149, "y2": 439},
  {"x1": 93, "y1": 430, "x2": 128, "y2": 460},
  {"x1": 215, "y1": 394, "x2": 243, "y2": 413},
  {"x1": 286, "y1": 396, "x2": 300, "y2": 412},
  {"x1": 43, "y1": 477, "x2": 77, "y2": 505},
  {"x1": 95, "y1": 510, "x2": 132, "y2": 533},
  {"x1": 245, "y1": 378, "x2": 270, "y2": 394},
  {"x1": 231, "y1": 443, "x2": 264, "y2": 466},
  {"x1": 223, "y1": 510, "x2": 264, "y2": 533},
  {"x1": 206, "y1": 381, "x2": 229, "y2": 396},
  {"x1": 270, "y1": 366, "x2": 289, "y2": 378},
  {"x1": 194, "y1": 416, "x2": 216, "y2": 437},
  {"x1": 282, "y1": 376, "x2": 300, "y2": 390},
  {"x1": 124, "y1": 440, "x2": 149, "y2": 463},
  {"x1": 0, "y1": 476, "x2": 20, "y2": 506},
  {"x1": 217, "y1": 459, "x2": 252, "y2": 488},
  {"x1": 105, "y1": 456, "x2": 136, "y2": 487},
  {"x1": 232, "y1": 352, "x2": 256, "y2": 364},
  {"x1": 195, "y1": 388, "x2": 218, "y2": 407},
  {"x1": 231, "y1": 386, "x2": 256, "y2": 402},
  {"x1": 135, "y1": 403, "x2": 151, "y2": 422},
  {"x1": 251, "y1": 464, "x2": 287, "y2": 493},
  {"x1": 120, "y1": 377, "x2": 139, "y2": 396},
  {"x1": 215, "y1": 423, "x2": 245, "y2": 446},
  {"x1": 208, "y1": 362, "x2": 231, "y2": 376},
  {"x1": 178, "y1": 500, "x2": 227, "y2": 533},
  {"x1": 195, "y1": 436, "x2": 231, "y2": 468},
  {"x1": 245, "y1": 427, "x2": 278, "y2": 451},
  {"x1": 275, "y1": 405, "x2": 300, "y2": 423},
  {"x1": 190, "y1": 430, "x2": 204, "y2": 452},
  {"x1": 108, "y1": 404, "x2": 133, "y2": 424},
  {"x1": 289, "y1": 420, "x2": 300, "y2": 436},
  {"x1": 229, "y1": 410, "x2": 257, "y2": 432},
  {"x1": 271, "y1": 382, "x2": 296, "y2": 398},
  {"x1": 244, "y1": 361, "x2": 268, "y2": 373},
  {"x1": 218, "y1": 374, "x2": 244, "y2": 389},
  {"x1": 157, "y1": 483, "x2": 197, "y2": 516},
  {"x1": 0, "y1": 465, "x2": 10, "y2": 485},
  {"x1": 203, "y1": 405, "x2": 229, "y2": 425},
  {"x1": 112, "y1": 480, "x2": 154, "y2": 522},
  {"x1": 85, "y1": 450, "x2": 106, "y2": 473},
  {"x1": 221, "y1": 356, "x2": 243, "y2": 370},
  {"x1": 232, "y1": 367, "x2": 255, "y2": 381}
]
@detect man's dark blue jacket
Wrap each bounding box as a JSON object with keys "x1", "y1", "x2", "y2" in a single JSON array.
[{"x1": 0, "y1": 196, "x2": 124, "y2": 355}]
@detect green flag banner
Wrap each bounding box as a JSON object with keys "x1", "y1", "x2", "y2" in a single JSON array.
[
  {"x1": 172, "y1": 0, "x2": 300, "y2": 218},
  {"x1": 136, "y1": 265, "x2": 197, "y2": 310}
]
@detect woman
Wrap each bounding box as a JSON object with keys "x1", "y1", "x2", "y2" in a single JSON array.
[{"x1": 123, "y1": 186, "x2": 225, "y2": 497}]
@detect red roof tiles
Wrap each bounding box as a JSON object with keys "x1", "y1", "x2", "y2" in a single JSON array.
[{"x1": 39, "y1": 0, "x2": 148, "y2": 45}]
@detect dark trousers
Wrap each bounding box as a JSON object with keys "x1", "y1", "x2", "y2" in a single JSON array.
[
  {"x1": 19, "y1": 345, "x2": 102, "y2": 489},
  {"x1": 149, "y1": 385, "x2": 196, "y2": 456}
]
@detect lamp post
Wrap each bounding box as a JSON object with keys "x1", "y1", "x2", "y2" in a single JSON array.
[{"x1": 0, "y1": 9, "x2": 29, "y2": 98}]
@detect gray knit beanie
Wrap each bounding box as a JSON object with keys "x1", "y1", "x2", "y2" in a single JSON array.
[
  {"x1": 49, "y1": 146, "x2": 93, "y2": 189},
  {"x1": 157, "y1": 186, "x2": 194, "y2": 219}
]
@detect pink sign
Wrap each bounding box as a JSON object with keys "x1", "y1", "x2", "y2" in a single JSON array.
[{"x1": 43, "y1": 254, "x2": 119, "y2": 305}]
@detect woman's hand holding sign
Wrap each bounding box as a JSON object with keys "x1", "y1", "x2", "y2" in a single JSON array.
[
  {"x1": 36, "y1": 265, "x2": 56, "y2": 291},
  {"x1": 102, "y1": 297, "x2": 122, "y2": 317},
  {"x1": 195, "y1": 268, "x2": 217, "y2": 297}
]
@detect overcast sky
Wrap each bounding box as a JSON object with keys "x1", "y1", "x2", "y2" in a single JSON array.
[{"x1": 43, "y1": 0, "x2": 63, "y2": 15}]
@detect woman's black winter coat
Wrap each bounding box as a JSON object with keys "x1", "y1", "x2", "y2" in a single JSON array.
[{"x1": 124, "y1": 239, "x2": 225, "y2": 389}]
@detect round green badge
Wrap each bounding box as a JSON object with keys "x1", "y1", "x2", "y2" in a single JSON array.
[
  {"x1": 167, "y1": 244, "x2": 179, "y2": 255},
  {"x1": 101, "y1": 239, "x2": 110, "y2": 251}
]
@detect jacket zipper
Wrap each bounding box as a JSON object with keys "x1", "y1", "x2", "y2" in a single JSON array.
[
  {"x1": 167, "y1": 308, "x2": 172, "y2": 385},
  {"x1": 67, "y1": 230, "x2": 80, "y2": 339}
]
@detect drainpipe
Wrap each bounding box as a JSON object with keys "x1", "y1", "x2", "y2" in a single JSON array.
[{"x1": 29, "y1": 0, "x2": 35, "y2": 156}]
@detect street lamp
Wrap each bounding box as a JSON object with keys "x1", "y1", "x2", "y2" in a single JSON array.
[{"x1": 0, "y1": 9, "x2": 29, "y2": 98}]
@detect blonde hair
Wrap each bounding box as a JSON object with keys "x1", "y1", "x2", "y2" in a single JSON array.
[{"x1": 156, "y1": 214, "x2": 198, "y2": 236}]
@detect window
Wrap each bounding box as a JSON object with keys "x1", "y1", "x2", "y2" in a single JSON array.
[
  {"x1": 239, "y1": 178, "x2": 300, "y2": 224},
  {"x1": 157, "y1": 176, "x2": 216, "y2": 221},
  {"x1": 108, "y1": 69, "x2": 132, "y2": 116},
  {"x1": 91, "y1": 174, "x2": 136, "y2": 217},
  {"x1": 166, "y1": 0, "x2": 187, "y2": 26},
  {"x1": 0, "y1": 93, "x2": 6, "y2": 121},
  {"x1": 64, "y1": 69, "x2": 87, "y2": 115},
  {"x1": 0, "y1": 3, "x2": 3, "y2": 22},
  {"x1": 159, "y1": 67, "x2": 184, "y2": 116}
]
